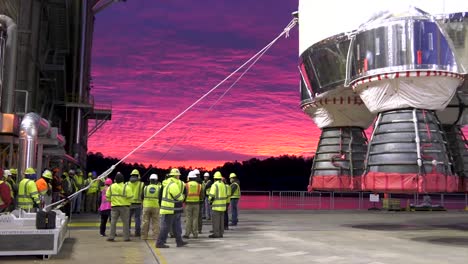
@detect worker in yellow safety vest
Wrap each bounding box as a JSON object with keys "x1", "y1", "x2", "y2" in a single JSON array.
[
  {"x1": 183, "y1": 170, "x2": 203, "y2": 239},
  {"x1": 17, "y1": 167, "x2": 41, "y2": 211},
  {"x1": 229, "y1": 172, "x2": 241, "y2": 226},
  {"x1": 106, "y1": 172, "x2": 133, "y2": 242},
  {"x1": 208, "y1": 171, "x2": 227, "y2": 238},
  {"x1": 36, "y1": 170, "x2": 53, "y2": 208},
  {"x1": 155, "y1": 168, "x2": 187, "y2": 248},
  {"x1": 85, "y1": 172, "x2": 100, "y2": 213},
  {"x1": 141, "y1": 174, "x2": 161, "y2": 240},
  {"x1": 127, "y1": 169, "x2": 144, "y2": 237}
]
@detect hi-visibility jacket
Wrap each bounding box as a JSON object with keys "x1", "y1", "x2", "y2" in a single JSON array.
[
  {"x1": 143, "y1": 183, "x2": 161, "y2": 208},
  {"x1": 36, "y1": 178, "x2": 49, "y2": 196},
  {"x1": 127, "y1": 181, "x2": 144, "y2": 204},
  {"x1": 74, "y1": 175, "x2": 84, "y2": 189},
  {"x1": 86, "y1": 179, "x2": 100, "y2": 194},
  {"x1": 209, "y1": 180, "x2": 227, "y2": 212},
  {"x1": 225, "y1": 183, "x2": 231, "y2": 204},
  {"x1": 185, "y1": 181, "x2": 201, "y2": 203},
  {"x1": 160, "y1": 178, "x2": 184, "y2": 215},
  {"x1": 17, "y1": 178, "x2": 40, "y2": 209},
  {"x1": 106, "y1": 182, "x2": 133, "y2": 207},
  {"x1": 230, "y1": 182, "x2": 241, "y2": 199}
]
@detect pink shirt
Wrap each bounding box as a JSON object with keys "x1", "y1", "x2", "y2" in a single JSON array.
[{"x1": 99, "y1": 186, "x2": 111, "y2": 211}]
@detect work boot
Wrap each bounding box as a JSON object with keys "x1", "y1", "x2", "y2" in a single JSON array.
[
  {"x1": 183, "y1": 235, "x2": 189, "y2": 239},
  {"x1": 156, "y1": 244, "x2": 169, "y2": 248},
  {"x1": 177, "y1": 241, "x2": 188, "y2": 247},
  {"x1": 208, "y1": 234, "x2": 221, "y2": 238},
  {"x1": 106, "y1": 238, "x2": 115, "y2": 242}
]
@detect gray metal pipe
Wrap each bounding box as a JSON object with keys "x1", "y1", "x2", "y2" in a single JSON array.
[
  {"x1": 0, "y1": 15, "x2": 18, "y2": 113},
  {"x1": 18, "y1": 113, "x2": 51, "y2": 178},
  {"x1": 76, "y1": 0, "x2": 88, "y2": 150}
]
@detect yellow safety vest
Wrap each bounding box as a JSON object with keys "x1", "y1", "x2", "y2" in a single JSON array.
[
  {"x1": 87, "y1": 179, "x2": 100, "y2": 194},
  {"x1": 17, "y1": 178, "x2": 40, "y2": 209},
  {"x1": 0, "y1": 180, "x2": 5, "y2": 206},
  {"x1": 185, "y1": 181, "x2": 201, "y2": 203},
  {"x1": 209, "y1": 181, "x2": 227, "y2": 212},
  {"x1": 106, "y1": 182, "x2": 133, "y2": 207},
  {"x1": 230, "y1": 182, "x2": 241, "y2": 199},
  {"x1": 160, "y1": 178, "x2": 184, "y2": 215},
  {"x1": 74, "y1": 175, "x2": 84, "y2": 188},
  {"x1": 143, "y1": 183, "x2": 161, "y2": 208},
  {"x1": 127, "y1": 181, "x2": 144, "y2": 204}
]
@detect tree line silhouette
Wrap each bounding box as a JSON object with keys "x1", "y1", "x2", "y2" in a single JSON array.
[{"x1": 87, "y1": 152, "x2": 313, "y2": 191}]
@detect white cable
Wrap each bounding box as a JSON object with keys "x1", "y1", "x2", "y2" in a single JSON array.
[{"x1": 46, "y1": 18, "x2": 297, "y2": 211}]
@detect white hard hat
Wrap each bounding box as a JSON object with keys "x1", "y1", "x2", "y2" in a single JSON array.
[
  {"x1": 203, "y1": 172, "x2": 210, "y2": 177},
  {"x1": 188, "y1": 171, "x2": 197, "y2": 179},
  {"x1": 193, "y1": 169, "x2": 200, "y2": 175},
  {"x1": 4, "y1": 170, "x2": 11, "y2": 176},
  {"x1": 149, "y1": 174, "x2": 158, "y2": 180}
]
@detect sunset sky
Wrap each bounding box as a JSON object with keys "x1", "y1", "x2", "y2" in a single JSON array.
[{"x1": 88, "y1": 0, "x2": 320, "y2": 169}]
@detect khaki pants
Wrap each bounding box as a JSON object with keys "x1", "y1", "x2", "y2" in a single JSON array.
[
  {"x1": 184, "y1": 203, "x2": 199, "y2": 237},
  {"x1": 141, "y1": 207, "x2": 160, "y2": 239},
  {"x1": 212, "y1": 210, "x2": 224, "y2": 237},
  {"x1": 109, "y1": 206, "x2": 130, "y2": 240},
  {"x1": 86, "y1": 193, "x2": 97, "y2": 212}
]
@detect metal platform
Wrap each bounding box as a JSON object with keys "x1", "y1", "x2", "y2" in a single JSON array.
[{"x1": 0, "y1": 210, "x2": 68, "y2": 259}]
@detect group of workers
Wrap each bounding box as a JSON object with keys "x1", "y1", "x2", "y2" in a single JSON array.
[
  {"x1": 0, "y1": 165, "x2": 242, "y2": 249},
  {"x1": 0, "y1": 167, "x2": 103, "y2": 214},
  {"x1": 102, "y1": 168, "x2": 241, "y2": 248}
]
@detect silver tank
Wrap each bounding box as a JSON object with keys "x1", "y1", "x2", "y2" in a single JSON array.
[{"x1": 299, "y1": 33, "x2": 374, "y2": 191}]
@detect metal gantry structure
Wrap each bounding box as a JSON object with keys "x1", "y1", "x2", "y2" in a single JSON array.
[{"x1": 0, "y1": 0, "x2": 119, "y2": 176}]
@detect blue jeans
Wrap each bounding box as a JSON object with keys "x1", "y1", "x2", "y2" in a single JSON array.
[
  {"x1": 173, "y1": 213, "x2": 183, "y2": 244},
  {"x1": 156, "y1": 214, "x2": 175, "y2": 246},
  {"x1": 230, "y1": 198, "x2": 239, "y2": 224},
  {"x1": 129, "y1": 204, "x2": 142, "y2": 235},
  {"x1": 203, "y1": 197, "x2": 212, "y2": 219},
  {"x1": 72, "y1": 192, "x2": 82, "y2": 213}
]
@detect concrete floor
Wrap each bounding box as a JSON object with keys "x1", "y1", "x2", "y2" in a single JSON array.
[{"x1": 1, "y1": 210, "x2": 467, "y2": 264}]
